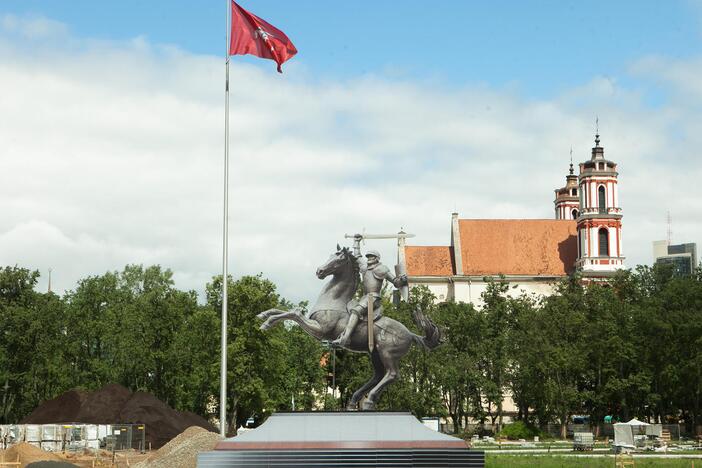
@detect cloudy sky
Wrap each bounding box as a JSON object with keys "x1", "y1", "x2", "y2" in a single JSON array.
[{"x1": 1, "y1": 1, "x2": 701, "y2": 303}]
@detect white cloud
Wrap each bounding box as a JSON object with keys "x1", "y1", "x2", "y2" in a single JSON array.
[
  {"x1": 0, "y1": 14, "x2": 68, "y2": 39},
  {"x1": 1, "y1": 16, "x2": 700, "y2": 302}
]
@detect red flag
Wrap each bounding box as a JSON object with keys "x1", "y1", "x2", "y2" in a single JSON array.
[{"x1": 229, "y1": 1, "x2": 297, "y2": 73}]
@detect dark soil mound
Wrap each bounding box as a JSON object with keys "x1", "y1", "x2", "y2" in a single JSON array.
[
  {"x1": 20, "y1": 384, "x2": 216, "y2": 449},
  {"x1": 119, "y1": 391, "x2": 205, "y2": 449},
  {"x1": 20, "y1": 389, "x2": 87, "y2": 424},
  {"x1": 180, "y1": 410, "x2": 214, "y2": 429},
  {"x1": 77, "y1": 383, "x2": 132, "y2": 423}
]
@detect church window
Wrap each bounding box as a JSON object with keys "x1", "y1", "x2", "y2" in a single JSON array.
[
  {"x1": 571, "y1": 188, "x2": 577, "y2": 196},
  {"x1": 598, "y1": 228, "x2": 609, "y2": 256},
  {"x1": 598, "y1": 185, "x2": 606, "y2": 213},
  {"x1": 572, "y1": 209, "x2": 578, "y2": 219}
]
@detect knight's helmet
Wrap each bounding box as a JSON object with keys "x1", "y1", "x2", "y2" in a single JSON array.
[{"x1": 365, "y1": 249, "x2": 381, "y2": 260}]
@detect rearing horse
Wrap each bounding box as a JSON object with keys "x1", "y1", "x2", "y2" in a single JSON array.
[{"x1": 258, "y1": 245, "x2": 441, "y2": 410}]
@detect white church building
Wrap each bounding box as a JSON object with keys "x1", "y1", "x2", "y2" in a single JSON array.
[{"x1": 402, "y1": 133, "x2": 625, "y2": 305}]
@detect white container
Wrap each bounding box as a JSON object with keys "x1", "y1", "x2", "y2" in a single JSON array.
[
  {"x1": 42, "y1": 424, "x2": 61, "y2": 441},
  {"x1": 86, "y1": 439, "x2": 100, "y2": 449},
  {"x1": 84, "y1": 425, "x2": 98, "y2": 440},
  {"x1": 25, "y1": 425, "x2": 42, "y2": 442},
  {"x1": 41, "y1": 440, "x2": 61, "y2": 451},
  {"x1": 9, "y1": 425, "x2": 23, "y2": 442},
  {"x1": 98, "y1": 425, "x2": 110, "y2": 440}
]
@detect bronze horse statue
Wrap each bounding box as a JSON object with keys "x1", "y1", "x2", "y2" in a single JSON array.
[{"x1": 257, "y1": 245, "x2": 441, "y2": 410}]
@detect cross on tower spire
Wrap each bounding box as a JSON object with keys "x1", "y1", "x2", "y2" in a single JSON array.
[
  {"x1": 569, "y1": 146, "x2": 574, "y2": 174},
  {"x1": 595, "y1": 116, "x2": 600, "y2": 147}
]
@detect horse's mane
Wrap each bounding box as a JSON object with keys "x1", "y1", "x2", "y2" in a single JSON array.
[{"x1": 341, "y1": 247, "x2": 360, "y2": 292}]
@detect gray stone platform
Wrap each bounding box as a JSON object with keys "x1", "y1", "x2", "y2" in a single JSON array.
[{"x1": 197, "y1": 412, "x2": 484, "y2": 467}]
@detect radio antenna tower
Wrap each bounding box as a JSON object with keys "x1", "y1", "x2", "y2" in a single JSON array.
[{"x1": 666, "y1": 211, "x2": 672, "y2": 245}]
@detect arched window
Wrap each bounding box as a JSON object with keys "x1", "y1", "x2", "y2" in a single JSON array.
[
  {"x1": 598, "y1": 185, "x2": 606, "y2": 213},
  {"x1": 598, "y1": 228, "x2": 609, "y2": 256},
  {"x1": 571, "y1": 209, "x2": 578, "y2": 219}
]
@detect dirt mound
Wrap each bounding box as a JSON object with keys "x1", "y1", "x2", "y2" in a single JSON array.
[
  {"x1": 134, "y1": 426, "x2": 221, "y2": 468},
  {"x1": 20, "y1": 390, "x2": 87, "y2": 424},
  {"x1": 2, "y1": 442, "x2": 60, "y2": 467},
  {"x1": 77, "y1": 383, "x2": 132, "y2": 423},
  {"x1": 27, "y1": 462, "x2": 79, "y2": 468},
  {"x1": 20, "y1": 384, "x2": 216, "y2": 448},
  {"x1": 118, "y1": 391, "x2": 192, "y2": 449}
]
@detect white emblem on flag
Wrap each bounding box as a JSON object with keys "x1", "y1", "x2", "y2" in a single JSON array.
[{"x1": 254, "y1": 27, "x2": 275, "y2": 41}]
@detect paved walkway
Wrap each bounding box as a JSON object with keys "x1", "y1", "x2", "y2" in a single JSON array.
[{"x1": 485, "y1": 451, "x2": 702, "y2": 459}]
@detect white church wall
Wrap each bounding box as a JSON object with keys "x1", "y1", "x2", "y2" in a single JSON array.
[{"x1": 411, "y1": 278, "x2": 561, "y2": 308}]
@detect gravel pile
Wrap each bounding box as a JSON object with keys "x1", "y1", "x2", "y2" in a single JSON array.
[
  {"x1": 21, "y1": 384, "x2": 217, "y2": 448},
  {"x1": 134, "y1": 426, "x2": 221, "y2": 468}
]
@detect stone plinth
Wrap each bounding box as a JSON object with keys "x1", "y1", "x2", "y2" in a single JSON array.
[{"x1": 197, "y1": 412, "x2": 484, "y2": 467}]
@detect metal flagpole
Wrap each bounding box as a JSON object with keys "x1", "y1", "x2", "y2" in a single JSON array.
[{"x1": 220, "y1": 0, "x2": 231, "y2": 438}]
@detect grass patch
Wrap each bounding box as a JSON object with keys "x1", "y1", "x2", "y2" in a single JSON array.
[{"x1": 485, "y1": 454, "x2": 697, "y2": 467}]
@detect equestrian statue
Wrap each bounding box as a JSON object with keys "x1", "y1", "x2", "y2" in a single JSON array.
[{"x1": 257, "y1": 233, "x2": 442, "y2": 410}]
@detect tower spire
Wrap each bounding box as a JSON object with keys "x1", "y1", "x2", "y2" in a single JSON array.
[
  {"x1": 554, "y1": 146, "x2": 579, "y2": 220},
  {"x1": 595, "y1": 116, "x2": 600, "y2": 147},
  {"x1": 569, "y1": 146, "x2": 574, "y2": 174},
  {"x1": 576, "y1": 120, "x2": 624, "y2": 277}
]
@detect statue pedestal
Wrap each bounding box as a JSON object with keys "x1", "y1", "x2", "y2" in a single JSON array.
[{"x1": 197, "y1": 411, "x2": 484, "y2": 467}]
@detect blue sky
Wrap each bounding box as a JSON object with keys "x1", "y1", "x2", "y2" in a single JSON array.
[
  {"x1": 3, "y1": 0, "x2": 701, "y2": 97},
  {"x1": 2, "y1": 1, "x2": 702, "y2": 300}
]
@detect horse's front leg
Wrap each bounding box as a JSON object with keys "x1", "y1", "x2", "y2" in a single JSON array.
[
  {"x1": 257, "y1": 308, "x2": 286, "y2": 321},
  {"x1": 261, "y1": 310, "x2": 325, "y2": 340}
]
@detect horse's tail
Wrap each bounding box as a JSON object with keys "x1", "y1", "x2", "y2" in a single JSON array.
[{"x1": 410, "y1": 304, "x2": 442, "y2": 350}]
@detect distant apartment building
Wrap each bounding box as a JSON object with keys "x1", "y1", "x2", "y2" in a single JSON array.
[{"x1": 653, "y1": 240, "x2": 698, "y2": 276}]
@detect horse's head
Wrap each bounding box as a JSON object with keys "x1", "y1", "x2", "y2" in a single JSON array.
[{"x1": 316, "y1": 244, "x2": 353, "y2": 279}]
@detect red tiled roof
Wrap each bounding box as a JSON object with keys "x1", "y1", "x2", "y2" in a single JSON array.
[
  {"x1": 458, "y1": 219, "x2": 577, "y2": 276},
  {"x1": 405, "y1": 219, "x2": 578, "y2": 277},
  {"x1": 405, "y1": 246, "x2": 455, "y2": 276}
]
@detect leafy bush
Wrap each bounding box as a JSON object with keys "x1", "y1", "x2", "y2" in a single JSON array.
[{"x1": 499, "y1": 421, "x2": 541, "y2": 440}]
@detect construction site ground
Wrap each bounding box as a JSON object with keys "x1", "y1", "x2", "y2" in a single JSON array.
[{"x1": 0, "y1": 426, "x2": 221, "y2": 468}]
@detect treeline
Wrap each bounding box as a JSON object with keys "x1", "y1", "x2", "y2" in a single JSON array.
[
  {"x1": 371, "y1": 265, "x2": 702, "y2": 437},
  {"x1": 1, "y1": 264, "x2": 701, "y2": 437},
  {"x1": 0, "y1": 265, "x2": 325, "y2": 432}
]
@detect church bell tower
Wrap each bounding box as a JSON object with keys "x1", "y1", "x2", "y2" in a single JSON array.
[
  {"x1": 574, "y1": 132, "x2": 624, "y2": 276},
  {"x1": 554, "y1": 150, "x2": 580, "y2": 220}
]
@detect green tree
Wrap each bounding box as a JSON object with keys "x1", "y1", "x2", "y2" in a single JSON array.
[
  {"x1": 62, "y1": 264, "x2": 199, "y2": 406},
  {"x1": 0, "y1": 267, "x2": 71, "y2": 422},
  {"x1": 431, "y1": 299, "x2": 485, "y2": 432},
  {"x1": 380, "y1": 289, "x2": 445, "y2": 418},
  {"x1": 479, "y1": 279, "x2": 514, "y2": 429},
  {"x1": 205, "y1": 274, "x2": 305, "y2": 434}
]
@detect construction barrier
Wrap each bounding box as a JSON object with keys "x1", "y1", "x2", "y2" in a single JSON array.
[{"x1": 0, "y1": 423, "x2": 145, "y2": 453}]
